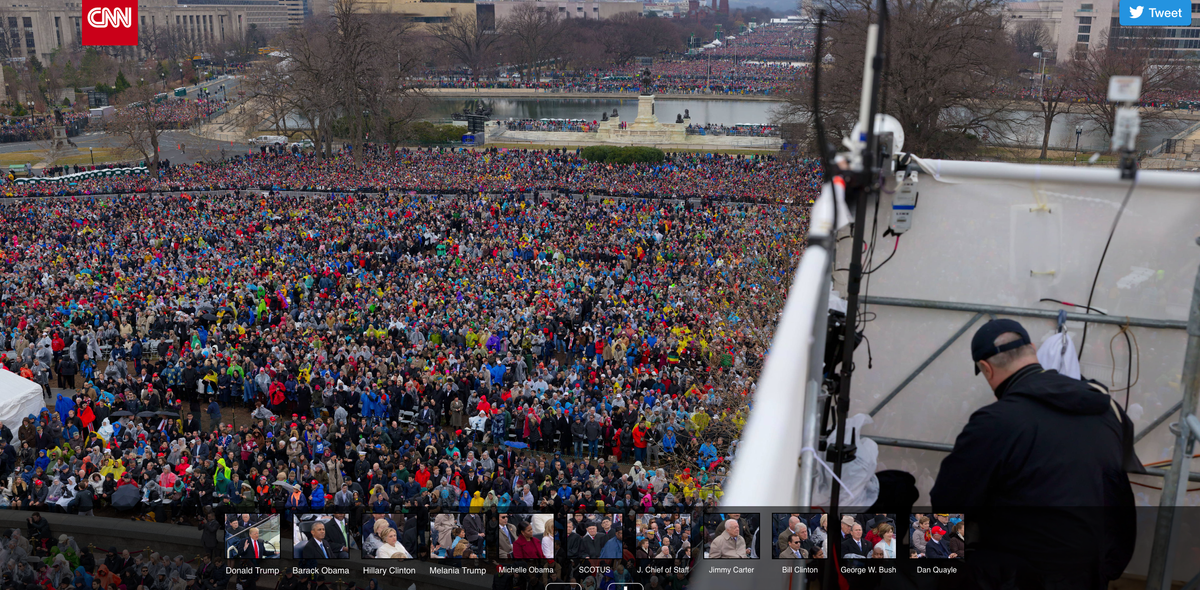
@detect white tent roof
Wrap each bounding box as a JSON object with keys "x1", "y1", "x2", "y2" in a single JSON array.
[{"x1": 0, "y1": 369, "x2": 46, "y2": 426}]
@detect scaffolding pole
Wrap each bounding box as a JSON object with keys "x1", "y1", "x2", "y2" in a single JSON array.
[
  {"x1": 861, "y1": 296, "x2": 1188, "y2": 330},
  {"x1": 1146, "y1": 237, "x2": 1200, "y2": 590},
  {"x1": 864, "y1": 436, "x2": 1200, "y2": 483}
]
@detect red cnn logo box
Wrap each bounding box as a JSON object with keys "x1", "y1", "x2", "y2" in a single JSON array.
[{"x1": 82, "y1": 0, "x2": 138, "y2": 46}]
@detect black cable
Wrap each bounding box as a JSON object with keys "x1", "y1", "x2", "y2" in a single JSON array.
[
  {"x1": 857, "y1": 181, "x2": 883, "y2": 332},
  {"x1": 1038, "y1": 298, "x2": 1108, "y2": 315},
  {"x1": 861, "y1": 333, "x2": 873, "y2": 369},
  {"x1": 1122, "y1": 329, "x2": 1132, "y2": 410},
  {"x1": 1078, "y1": 179, "x2": 1137, "y2": 360},
  {"x1": 863, "y1": 236, "x2": 899, "y2": 275}
]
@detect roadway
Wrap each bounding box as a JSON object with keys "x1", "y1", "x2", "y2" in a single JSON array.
[{"x1": 0, "y1": 75, "x2": 249, "y2": 166}]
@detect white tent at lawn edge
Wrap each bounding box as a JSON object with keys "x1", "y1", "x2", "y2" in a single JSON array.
[{"x1": 0, "y1": 369, "x2": 46, "y2": 426}]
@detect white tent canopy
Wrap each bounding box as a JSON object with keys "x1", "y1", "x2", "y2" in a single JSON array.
[{"x1": 0, "y1": 370, "x2": 46, "y2": 426}]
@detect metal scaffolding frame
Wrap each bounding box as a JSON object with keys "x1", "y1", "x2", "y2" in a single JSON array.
[{"x1": 852, "y1": 246, "x2": 1200, "y2": 585}]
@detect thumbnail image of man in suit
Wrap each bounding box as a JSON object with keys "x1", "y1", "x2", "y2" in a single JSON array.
[
  {"x1": 708, "y1": 520, "x2": 748, "y2": 558},
  {"x1": 302, "y1": 522, "x2": 333, "y2": 559},
  {"x1": 841, "y1": 523, "x2": 869, "y2": 557},
  {"x1": 325, "y1": 514, "x2": 354, "y2": 558},
  {"x1": 239, "y1": 528, "x2": 274, "y2": 559},
  {"x1": 580, "y1": 521, "x2": 618, "y2": 558},
  {"x1": 498, "y1": 514, "x2": 517, "y2": 559},
  {"x1": 781, "y1": 534, "x2": 806, "y2": 559}
]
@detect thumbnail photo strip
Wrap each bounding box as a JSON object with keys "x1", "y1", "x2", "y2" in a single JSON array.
[
  {"x1": 565, "y1": 513, "x2": 624, "y2": 559},
  {"x1": 431, "y1": 511, "x2": 486, "y2": 559},
  {"x1": 703, "y1": 511, "x2": 759, "y2": 559},
  {"x1": 292, "y1": 513, "x2": 356, "y2": 559},
  {"x1": 634, "y1": 512, "x2": 694, "y2": 560},
  {"x1": 224, "y1": 513, "x2": 281, "y2": 559},
  {"x1": 496, "y1": 512, "x2": 556, "y2": 560},
  {"x1": 910, "y1": 513, "x2": 965, "y2": 560},
  {"x1": 771, "y1": 513, "x2": 826, "y2": 560},
  {"x1": 362, "y1": 512, "x2": 427, "y2": 559}
]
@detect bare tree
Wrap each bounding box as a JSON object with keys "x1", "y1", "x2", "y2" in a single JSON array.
[
  {"x1": 594, "y1": 13, "x2": 683, "y2": 66},
  {"x1": 329, "y1": 0, "x2": 426, "y2": 156},
  {"x1": 780, "y1": 0, "x2": 1024, "y2": 158},
  {"x1": 263, "y1": 0, "x2": 425, "y2": 159},
  {"x1": 107, "y1": 77, "x2": 169, "y2": 175},
  {"x1": 140, "y1": 24, "x2": 204, "y2": 64},
  {"x1": 248, "y1": 32, "x2": 339, "y2": 157},
  {"x1": 1010, "y1": 19, "x2": 1051, "y2": 67},
  {"x1": 0, "y1": 8, "x2": 18, "y2": 62},
  {"x1": 1069, "y1": 29, "x2": 1196, "y2": 142},
  {"x1": 1028, "y1": 64, "x2": 1076, "y2": 159},
  {"x1": 431, "y1": 12, "x2": 503, "y2": 81},
  {"x1": 501, "y1": 3, "x2": 568, "y2": 79}
]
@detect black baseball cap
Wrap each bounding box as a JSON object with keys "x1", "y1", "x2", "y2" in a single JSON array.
[{"x1": 970, "y1": 319, "x2": 1032, "y2": 374}]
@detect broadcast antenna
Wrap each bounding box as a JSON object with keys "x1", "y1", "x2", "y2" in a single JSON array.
[{"x1": 822, "y1": 2, "x2": 888, "y2": 588}]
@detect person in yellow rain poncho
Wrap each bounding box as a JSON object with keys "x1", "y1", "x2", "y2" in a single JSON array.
[
  {"x1": 469, "y1": 491, "x2": 485, "y2": 513},
  {"x1": 100, "y1": 456, "x2": 125, "y2": 480},
  {"x1": 215, "y1": 458, "x2": 233, "y2": 484}
]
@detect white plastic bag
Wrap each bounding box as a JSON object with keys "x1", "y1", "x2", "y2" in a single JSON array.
[
  {"x1": 1037, "y1": 332, "x2": 1081, "y2": 379},
  {"x1": 811, "y1": 413, "x2": 880, "y2": 507}
]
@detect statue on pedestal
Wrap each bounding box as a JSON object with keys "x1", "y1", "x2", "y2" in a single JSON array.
[
  {"x1": 639, "y1": 68, "x2": 654, "y2": 96},
  {"x1": 601, "y1": 112, "x2": 609, "y2": 121},
  {"x1": 684, "y1": 109, "x2": 690, "y2": 119},
  {"x1": 54, "y1": 108, "x2": 65, "y2": 126},
  {"x1": 612, "y1": 108, "x2": 619, "y2": 118},
  {"x1": 676, "y1": 114, "x2": 684, "y2": 124}
]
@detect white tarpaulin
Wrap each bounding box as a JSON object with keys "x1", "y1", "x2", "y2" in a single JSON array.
[{"x1": 0, "y1": 370, "x2": 46, "y2": 426}]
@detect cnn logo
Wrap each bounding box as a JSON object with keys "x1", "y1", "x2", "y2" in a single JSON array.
[{"x1": 82, "y1": 0, "x2": 137, "y2": 46}]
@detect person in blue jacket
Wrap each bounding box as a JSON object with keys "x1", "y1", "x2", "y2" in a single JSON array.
[
  {"x1": 310, "y1": 482, "x2": 326, "y2": 509},
  {"x1": 662, "y1": 427, "x2": 677, "y2": 454}
]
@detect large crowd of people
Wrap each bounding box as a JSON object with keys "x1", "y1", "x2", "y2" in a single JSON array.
[
  {"x1": 112, "y1": 99, "x2": 227, "y2": 129},
  {"x1": 0, "y1": 149, "x2": 810, "y2": 545},
  {"x1": 1, "y1": 517, "x2": 237, "y2": 590},
  {"x1": 0, "y1": 113, "x2": 90, "y2": 144},
  {"x1": 503, "y1": 119, "x2": 598, "y2": 133},
  {"x1": 686, "y1": 124, "x2": 781, "y2": 138},
  {"x1": 418, "y1": 24, "x2": 808, "y2": 96},
  {"x1": 0, "y1": 147, "x2": 823, "y2": 203},
  {"x1": 420, "y1": 60, "x2": 804, "y2": 97}
]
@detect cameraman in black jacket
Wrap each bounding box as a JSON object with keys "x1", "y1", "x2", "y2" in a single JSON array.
[{"x1": 931, "y1": 319, "x2": 1139, "y2": 590}]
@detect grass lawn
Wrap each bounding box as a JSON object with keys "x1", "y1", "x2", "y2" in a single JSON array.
[
  {"x1": 982, "y1": 146, "x2": 1120, "y2": 165},
  {"x1": 0, "y1": 147, "x2": 137, "y2": 168}
]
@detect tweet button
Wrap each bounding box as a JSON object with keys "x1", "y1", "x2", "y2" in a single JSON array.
[{"x1": 1120, "y1": 0, "x2": 1192, "y2": 25}]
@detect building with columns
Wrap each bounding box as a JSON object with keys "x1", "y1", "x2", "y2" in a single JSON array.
[{"x1": 1, "y1": 0, "x2": 288, "y2": 62}]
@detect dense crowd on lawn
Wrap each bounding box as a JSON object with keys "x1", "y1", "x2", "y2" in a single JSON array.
[
  {"x1": 503, "y1": 119, "x2": 598, "y2": 133},
  {"x1": 1, "y1": 148, "x2": 824, "y2": 204},
  {"x1": 0, "y1": 153, "x2": 814, "y2": 552},
  {"x1": 112, "y1": 99, "x2": 226, "y2": 129},
  {"x1": 701, "y1": 27, "x2": 813, "y2": 61},
  {"x1": 686, "y1": 124, "x2": 780, "y2": 137},
  {"x1": 0, "y1": 113, "x2": 90, "y2": 144},
  {"x1": 417, "y1": 24, "x2": 808, "y2": 96},
  {"x1": 421, "y1": 61, "x2": 805, "y2": 97}
]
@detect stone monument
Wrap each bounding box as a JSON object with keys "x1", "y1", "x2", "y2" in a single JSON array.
[
  {"x1": 51, "y1": 108, "x2": 68, "y2": 149},
  {"x1": 632, "y1": 68, "x2": 659, "y2": 130},
  {"x1": 589, "y1": 67, "x2": 687, "y2": 144}
]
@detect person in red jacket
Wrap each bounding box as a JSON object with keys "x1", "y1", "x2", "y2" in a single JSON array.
[
  {"x1": 512, "y1": 521, "x2": 544, "y2": 559},
  {"x1": 269, "y1": 381, "x2": 286, "y2": 412},
  {"x1": 632, "y1": 423, "x2": 648, "y2": 463}
]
